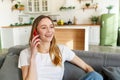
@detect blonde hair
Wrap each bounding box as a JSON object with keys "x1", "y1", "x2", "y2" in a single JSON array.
[{"x1": 29, "y1": 15, "x2": 62, "y2": 66}]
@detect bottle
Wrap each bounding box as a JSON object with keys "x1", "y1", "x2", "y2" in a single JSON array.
[
  {"x1": 73, "y1": 16, "x2": 77, "y2": 25},
  {"x1": 68, "y1": 19, "x2": 72, "y2": 25}
]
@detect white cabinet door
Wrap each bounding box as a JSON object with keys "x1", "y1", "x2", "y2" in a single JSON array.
[
  {"x1": 13, "y1": 27, "x2": 31, "y2": 46},
  {"x1": 89, "y1": 26, "x2": 100, "y2": 45},
  {"x1": 1, "y1": 28, "x2": 14, "y2": 49},
  {"x1": 24, "y1": 0, "x2": 50, "y2": 13},
  {"x1": 19, "y1": 27, "x2": 31, "y2": 45},
  {"x1": 1, "y1": 26, "x2": 31, "y2": 49}
]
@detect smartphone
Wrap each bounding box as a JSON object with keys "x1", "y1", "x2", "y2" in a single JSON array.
[
  {"x1": 33, "y1": 29, "x2": 40, "y2": 46},
  {"x1": 33, "y1": 29, "x2": 38, "y2": 37}
]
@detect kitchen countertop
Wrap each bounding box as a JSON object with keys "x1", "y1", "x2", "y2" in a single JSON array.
[
  {"x1": 1, "y1": 24, "x2": 100, "y2": 28},
  {"x1": 56, "y1": 24, "x2": 100, "y2": 27}
]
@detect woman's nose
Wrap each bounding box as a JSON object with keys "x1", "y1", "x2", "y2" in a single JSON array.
[{"x1": 47, "y1": 28, "x2": 51, "y2": 32}]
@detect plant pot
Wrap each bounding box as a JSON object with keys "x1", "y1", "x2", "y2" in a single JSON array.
[
  {"x1": 92, "y1": 21, "x2": 97, "y2": 25},
  {"x1": 15, "y1": 4, "x2": 19, "y2": 9},
  {"x1": 85, "y1": 3, "x2": 90, "y2": 8}
]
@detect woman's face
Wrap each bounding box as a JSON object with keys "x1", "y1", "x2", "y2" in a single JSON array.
[{"x1": 37, "y1": 18, "x2": 55, "y2": 42}]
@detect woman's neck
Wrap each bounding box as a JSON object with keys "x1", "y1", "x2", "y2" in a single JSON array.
[{"x1": 37, "y1": 42, "x2": 50, "y2": 53}]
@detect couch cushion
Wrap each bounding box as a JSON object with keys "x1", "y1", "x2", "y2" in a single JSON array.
[
  {"x1": 102, "y1": 67, "x2": 120, "y2": 80},
  {"x1": 0, "y1": 54, "x2": 22, "y2": 80},
  {"x1": 104, "y1": 53, "x2": 120, "y2": 67},
  {"x1": 63, "y1": 61, "x2": 86, "y2": 80}
]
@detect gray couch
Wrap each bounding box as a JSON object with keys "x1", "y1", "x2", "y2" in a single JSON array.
[{"x1": 0, "y1": 45, "x2": 120, "y2": 80}]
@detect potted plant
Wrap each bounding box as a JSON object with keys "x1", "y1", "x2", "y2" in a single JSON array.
[
  {"x1": 59, "y1": 6, "x2": 75, "y2": 11},
  {"x1": 29, "y1": 17, "x2": 34, "y2": 24},
  {"x1": 14, "y1": 3, "x2": 19, "y2": 9},
  {"x1": 90, "y1": 16, "x2": 99, "y2": 24},
  {"x1": 19, "y1": 4, "x2": 25, "y2": 10},
  {"x1": 106, "y1": 5, "x2": 113, "y2": 14},
  {"x1": 85, "y1": 3, "x2": 90, "y2": 8},
  {"x1": 12, "y1": 2, "x2": 25, "y2": 11}
]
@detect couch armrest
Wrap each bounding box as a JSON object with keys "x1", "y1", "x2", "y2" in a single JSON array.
[
  {"x1": 63, "y1": 62, "x2": 86, "y2": 80},
  {"x1": 72, "y1": 50, "x2": 105, "y2": 72}
]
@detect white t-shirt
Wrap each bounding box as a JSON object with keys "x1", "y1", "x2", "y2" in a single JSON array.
[{"x1": 18, "y1": 44, "x2": 75, "y2": 80}]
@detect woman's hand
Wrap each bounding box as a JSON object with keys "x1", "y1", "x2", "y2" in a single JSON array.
[
  {"x1": 21, "y1": 35, "x2": 40, "y2": 80},
  {"x1": 30, "y1": 35, "x2": 40, "y2": 59}
]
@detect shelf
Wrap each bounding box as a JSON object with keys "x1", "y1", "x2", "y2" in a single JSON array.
[
  {"x1": 79, "y1": 0, "x2": 93, "y2": 3},
  {"x1": 82, "y1": 6, "x2": 97, "y2": 11},
  {"x1": 11, "y1": 6, "x2": 25, "y2": 12}
]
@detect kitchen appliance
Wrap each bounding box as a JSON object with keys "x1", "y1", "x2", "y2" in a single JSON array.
[{"x1": 100, "y1": 14, "x2": 118, "y2": 46}]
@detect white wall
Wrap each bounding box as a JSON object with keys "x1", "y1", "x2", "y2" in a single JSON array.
[
  {"x1": 0, "y1": 0, "x2": 119, "y2": 26},
  {"x1": 51, "y1": 0, "x2": 119, "y2": 24},
  {"x1": 0, "y1": 0, "x2": 24, "y2": 26}
]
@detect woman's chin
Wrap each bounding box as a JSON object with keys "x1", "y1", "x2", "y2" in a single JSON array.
[{"x1": 45, "y1": 38, "x2": 53, "y2": 42}]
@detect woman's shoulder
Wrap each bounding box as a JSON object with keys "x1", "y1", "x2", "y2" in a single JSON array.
[
  {"x1": 57, "y1": 44, "x2": 75, "y2": 61},
  {"x1": 57, "y1": 44, "x2": 66, "y2": 49},
  {"x1": 21, "y1": 47, "x2": 30, "y2": 52},
  {"x1": 57, "y1": 44, "x2": 70, "y2": 49},
  {"x1": 20, "y1": 47, "x2": 31, "y2": 56},
  {"x1": 57, "y1": 44, "x2": 71, "y2": 52}
]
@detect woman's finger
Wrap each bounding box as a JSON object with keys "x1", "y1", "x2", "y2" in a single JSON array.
[
  {"x1": 34, "y1": 42, "x2": 40, "y2": 48},
  {"x1": 33, "y1": 38, "x2": 41, "y2": 45},
  {"x1": 32, "y1": 35, "x2": 40, "y2": 43}
]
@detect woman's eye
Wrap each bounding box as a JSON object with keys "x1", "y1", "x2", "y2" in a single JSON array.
[
  {"x1": 42, "y1": 27, "x2": 46, "y2": 29},
  {"x1": 50, "y1": 26, "x2": 54, "y2": 28},
  {"x1": 50, "y1": 24, "x2": 54, "y2": 28},
  {"x1": 41, "y1": 25, "x2": 46, "y2": 29}
]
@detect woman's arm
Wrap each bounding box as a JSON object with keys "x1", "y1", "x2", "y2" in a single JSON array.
[
  {"x1": 70, "y1": 55, "x2": 94, "y2": 73},
  {"x1": 21, "y1": 35, "x2": 40, "y2": 80},
  {"x1": 21, "y1": 54, "x2": 37, "y2": 80}
]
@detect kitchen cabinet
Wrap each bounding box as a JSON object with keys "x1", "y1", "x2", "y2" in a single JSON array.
[
  {"x1": 1, "y1": 25, "x2": 99, "y2": 50},
  {"x1": 55, "y1": 26, "x2": 89, "y2": 51},
  {"x1": 25, "y1": 0, "x2": 50, "y2": 13},
  {"x1": 0, "y1": 25, "x2": 89, "y2": 51},
  {"x1": 89, "y1": 25, "x2": 100, "y2": 45},
  {"x1": 13, "y1": 27, "x2": 31, "y2": 45},
  {"x1": 1, "y1": 26, "x2": 31, "y2": 49}
]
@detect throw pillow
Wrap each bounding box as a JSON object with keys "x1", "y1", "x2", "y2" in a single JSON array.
[
  {"x1": 0, "y1": 54, "x2": 22, "y2": 80},
  {"x1": 102, "y1": 66, "x2": 120, "y2": 80}
]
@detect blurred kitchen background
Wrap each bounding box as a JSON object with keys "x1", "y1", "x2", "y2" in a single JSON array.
[{"x1": 0, "y1": 0, "x2": 120, "y2": 53}]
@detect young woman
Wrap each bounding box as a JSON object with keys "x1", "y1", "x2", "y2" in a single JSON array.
[{"x1": 18, "y1": 15, "x2": 103, "y2": 80}]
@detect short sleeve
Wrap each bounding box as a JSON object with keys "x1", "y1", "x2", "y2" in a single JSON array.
[
  {"x1": 18, "y1": 48, "x2": 31, "y2": 68},
  {"x1": 58, "y1": 45, "x2": 75, "y2": 61}
]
